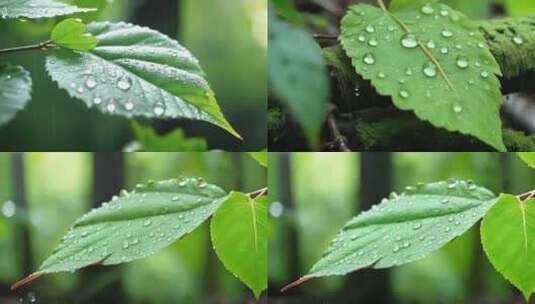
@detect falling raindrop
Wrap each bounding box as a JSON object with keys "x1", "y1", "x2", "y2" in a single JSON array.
[
  {"x1": 441, "y1": 28, "x2": 453, "y2": 38},
  {"x1": 401, "y1": 33, "x2": 418, "y2": 48},
  {"x1": 456, "y1": 56, "x2": 469, "y2": 69},
  {"x1": 363, "y1": 53, "x2": 375, "y2": 65}
]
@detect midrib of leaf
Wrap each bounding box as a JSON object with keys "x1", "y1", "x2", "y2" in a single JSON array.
[
  {"x1": 519, "y1": 200, "x2": 529, "y2": 254},
  {"x1": 248, "y1": 198, "x2": 259, "y2": 253},
  {"x1": 376, "y1": 0, "x2": 455, "y2": 91}
]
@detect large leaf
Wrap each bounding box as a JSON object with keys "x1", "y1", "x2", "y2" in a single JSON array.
[
  {"x1": 0, "y1": 0, "x2": 94, "y2": 19},
  {"x1": 211, "y1": 192, "x2": 268, "y2": 298},
  {"x1": 0, "y1": 64, "x2": 32, "y2": 126},
  {"x1": 12, "y1": 178, "x2": 229, "y2": 289},
  {"x1": 518, "y1": 153, "x2": 535, "y2": 169},
  {"x1": 340, "y1": 3, "x2": 505, "y2": 151},
  {"x1": 269, "y1": 14, "x2": 328, "y2": 147},
  {"x1": 295, "y1": 180, "x2": 496, "y2": 282},
  {"x1": 45, "y1": 21, "x2": 240, "y2": 139},
  {"x1": 481, "y1": 194, "x2": 535, "y2": 300}
]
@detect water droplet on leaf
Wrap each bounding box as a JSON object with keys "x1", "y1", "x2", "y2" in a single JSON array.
[
  {"x1": 401, "y1": 33, "x2": 418, "y2": 48},
  {"x1": 363, "y1": 53, "x2": 375, "y2": 65}
]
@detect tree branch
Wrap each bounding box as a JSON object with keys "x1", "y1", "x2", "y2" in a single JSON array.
[{"x1": 0, "y1": 40, "x2": 53, "y2": 55}]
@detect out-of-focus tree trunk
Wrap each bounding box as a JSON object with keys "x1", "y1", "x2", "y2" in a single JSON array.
[
  {"x1": 11, "y1": 153, "x2": 32, "y2": 278},
  {"x1": 341, "y1": 152, "x2": 392, "y2": 303},
  {"x1": 77, "y1": 153, "x2": 125, "y2": 303}
]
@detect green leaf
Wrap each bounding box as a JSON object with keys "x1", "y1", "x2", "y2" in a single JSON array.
[
  {"x1": 45, "y1": 21, "x2": 241, "y2": 139},
  {"x1": 481, "y1": 194, "x2": 535, "y2": 300},
  {"x1": 12, "y1": 178, "x2": 229, "y2": 288},
  {"x1": 300, "y1": 180, "x2": 496, "y2": 281},
  {"x1": 211, "y1": 192, "x2": 267, "y2": 298},
  {"x1": 0, "y1": 64, "x2": 32, "y2": 126},
  {"x1": 269, "y1": 14, "x2": 328, "y2": 148},
  {"x1": 125, "y1": 122, "x2": 207, "y2": 152},
  {"x1": 248, "y1": 150, "x2": 267, "y2": 167},
  {"x1": 0, "y1": 0, "x2": 95, "y2": 19},
  {"x1": 518, "y1": 153, "x2": 535, "y2": 169},
  {"x1": 51, "y1": 18, "x2": 98, "y2": 51},
  {"x1": 340, "y1": 3, "x2": 505, "y2": 151}
]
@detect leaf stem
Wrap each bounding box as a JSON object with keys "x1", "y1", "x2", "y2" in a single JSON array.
[
  {"x1": 517, "y1": 190, "x2": 535, "y2": 201},
  {"x1": 0, "y1": 40, "x2": 53, "y2": 55},
  {"x1": 249, "y1": 187, "x2": 268, "y2": 199}
]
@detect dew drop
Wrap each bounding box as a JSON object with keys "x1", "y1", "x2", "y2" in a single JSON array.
[
  {"x1": 440, "y1": 10, "x2": 449, "y2": 16},
  {"x1": 441, "y1": 28, "x2": 453, "y2": 38},
  {"x1": 377, "y1": 72, "x2": 386, "y2": 79},
  {"x1": 363, "y1": 53, "x2": 375, "y2": 65},
  {"x1": 117, "y1": 77, "x2": 132, "y2": 91},
  {"x1": 480, "y1": 71, "x2": 489, "y2": 78},
  {"x1": 423, "y1": 62, "x2": 437, "y2": 78},
  {"x1": 153, "y1": 103, "x2": 165, "y2": 116},
  {"x1": 421, "y1": 4, "x2": 434, "y2": 15},
  {"x1": 413, "y1": 223, "x2": 422, "y2": 230},
  {"x1": 456, "y1": 56, "x2": 469, "y2": 69},
  {"x1": 392, "y1": 245, "x2": 400, "y2": 253},
  {"x1": 107, "y1": 102, "x2": 116, "y2": 113},
  {"x1": 399, "y1": 89, "x2": 410, "y2": 99},
  {"x1": 85, "y1": 76, "x2": 97, "y2": 89},
  {"x1": 441, "y1": 198, "x2": 449, "y2": 204},
  {"x1": 513, "y1": 36, "x2": 524, "y2": 45},
  {"x1": 122, "y1": 240, "x2": 129, "y2": 249},
  {"x1": 358, "y1": 35, "x2": 366, "y2": 42},
  {"x1": 401, "y1": 33, "x2": 418, "y2": 48},
  {"x1": 477, "y1": 43, "x2": 485, "y2": 48},
  {"x1": 440, "y1": 47, "x2": 448, "y2": 54},
  {"x1": 453, "y1": 104, "x2": 463, "y2": 113},
  {"x1": 387, "y1": 25, "x2": 395, "y2": 32},
  {"x1": 172, "y1": 196, "x2": 179, "y2": 201},
  {"x1": 125, "y1": 101, "x2": 134, "y2": 111},
  {"x1": 405, "y1": 68, "x2": 413, "y2": 76},
  {"x1": 426, "y1": 40, "x2": 436, "y2": 49},
  {"x1": 368, "y1": 38, "x2": 378, "y2": 47},
  {"x1": 143, "y1": 219, "x2": 152, "y2": 227},
  {"x1": 93, "y1": 97, "x2": 102, "y2": 105},
  {"x1": 365, "y1": 25, "x2": 375, "y2": 33}
]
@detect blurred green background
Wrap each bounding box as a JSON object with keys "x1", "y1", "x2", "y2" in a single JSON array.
[
  {"x1": 268, "y1": 152, "x2": 535, "y2": 303},
  {"x1": 0, "y1": 0, "x2": 267, "y2": 151},
  {"x1": 0, "y1": 152, "x2": 266, "y2": 303}
]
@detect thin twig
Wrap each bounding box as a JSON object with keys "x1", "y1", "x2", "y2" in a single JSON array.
[
  {"x1": 249, "y1": 187, "x2": 268, "y2": 199},
  {"x1": 517, "y1": 189, "x2": 535, "y2": 201},
  {"x1": 327, "y1": 107, "x2": 351, "y2": 152},
  {"x1": 0, "y1": 40, "x2": 53, "y2": 54}
]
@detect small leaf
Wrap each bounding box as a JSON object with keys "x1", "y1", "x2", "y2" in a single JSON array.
[
  {"x1": 211, "y1": 192, "x2": 268, "y2": 298},
  {"x1": 269, "y1": 14, "x2": 328, "y2": 147},
  {"x1": 518, "y1": 153, "x2": 535, "y2": 169},
  {"x1": 12, "y1": 177, "x2": 229, "y2": 289},
  {"x1": 481, "y1": 194, "x2": 535, "y2": 300},
  {"x1": 248, "y1": 151, "x2": 267, "y2": 167},
  {"x1": 0, "y1": 64, "x2": 32, "y2": 126},
  {"x1": 0, "y1": 0, "x2": 95, "y2": 19},
  {"x1": 45, "y1": 21, "x2": 240, "y2": 139},
  {"x1": 51, "y1": 18, "x2": 98, "y2": 51},
  {"x1": 340, "y1": 3, "x2": 505, "y2": 151},
  {"x1": 125, "y1": 122, "x2": 207, "y2": 152},
  {"x1": 295, "y1": 180, "x2": 496, "y2": 283}
]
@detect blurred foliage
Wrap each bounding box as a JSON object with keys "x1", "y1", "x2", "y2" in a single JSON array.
[
  {"x1": 0, "y1": 0, "x2": 266, "y2": 151},
  {"x1": 0, "y1": 152, "x2": 266, "y2": 303},
  {"x1": 269, "y1": 152, "x2": 535, "y2": 303}
]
